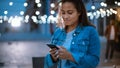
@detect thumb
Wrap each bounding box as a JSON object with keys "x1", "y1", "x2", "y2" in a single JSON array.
[{"x1": 58, "y1": 46, "x2": 65, "y2": 49}]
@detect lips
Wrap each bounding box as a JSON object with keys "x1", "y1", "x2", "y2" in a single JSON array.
[
  {"x1": 64, "y1": 20, "x2": 70, "y2": 22},
  {"x1": 64, "y1": 21, "x2": 70, "y2": 25},
  {"x1": 64, "y1": 21, "x2": 69, "y2": 24}
]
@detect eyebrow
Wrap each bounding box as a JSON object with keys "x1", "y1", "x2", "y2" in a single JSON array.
[{"x1": 61, "y1": 9, "x2": 75, "y2": 12}]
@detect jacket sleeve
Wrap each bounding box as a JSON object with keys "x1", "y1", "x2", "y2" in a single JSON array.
[
  {"x1": 44, "y1": 54, "x2": 56, "y2": 68},
  {"x1": 44, "y1": 28, "x2": 61, "y2": 68},
  {"x1": 71, "y1": 27, "x2": 100, "y2": 68},
  {"x1": 84, "y1": 27, "x2": 100, "y2": 67}
]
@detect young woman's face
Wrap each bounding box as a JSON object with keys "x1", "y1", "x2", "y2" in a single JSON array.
[{"x1": 61, "y1": 2, "x2": 80, "y2": 27}]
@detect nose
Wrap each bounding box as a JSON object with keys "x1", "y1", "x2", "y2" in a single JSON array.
[{"x1": 63, "y1": 14, "x2": 69, "y2": 20}]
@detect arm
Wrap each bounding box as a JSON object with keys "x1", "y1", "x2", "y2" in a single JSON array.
[
  {"x1": 44, "y1": 54, "x2": 57, "y2": 68},
  {"x1": 84, "y1": 28, "x2": 100, "y2": 67},
  {"x1": 104, "y1": 26, "x2": 109, "y2": 38},
  {"x1": 44, "y1": 29, "x2": 60, "y2": 68},
  {"x1": 71, "y1": 27, "x2": 100, "y2": 68}
]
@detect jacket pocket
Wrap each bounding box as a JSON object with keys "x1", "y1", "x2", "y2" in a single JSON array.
[{"x1": 77, "y1": 39, "x2": 89, "y2": 52}]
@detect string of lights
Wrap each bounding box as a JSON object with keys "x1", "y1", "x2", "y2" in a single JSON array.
[{"x1": 0, "y1": 0, "x2": 120, "y2": 27}]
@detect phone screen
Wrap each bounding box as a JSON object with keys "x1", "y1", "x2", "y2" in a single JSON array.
[{"x1": 46, "y1": 44, "x2": 59, "y2": 49}]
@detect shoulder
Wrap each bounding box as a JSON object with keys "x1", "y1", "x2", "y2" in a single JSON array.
[
  {"x1": 54, "y1": 27, "x2": 62, "y2": 33},
  {"x1": 84, "y1": 26, "x2": 97, "y2": 32},
  {"x1": 52, "y1": 27, "x2": 63, "y2": 37},
  {"x1": 51, "y1": 27, "x2": 62, "y2": 43},
  {"x1": 84, "y1": 26, "x2": 99, "y2": 36}
]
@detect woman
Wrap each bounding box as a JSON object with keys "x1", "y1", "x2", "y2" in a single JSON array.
[
  {"x1": 105, "y1": 19, "x2": 118, "y2": 62},
  {"x1": 44, "y1": 0, "x2": 100, "y2": 68}
]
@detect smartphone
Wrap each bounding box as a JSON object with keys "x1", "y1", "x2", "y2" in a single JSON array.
[{"x1": 46, "y1": 44, "x2": 59, "y2": 50}]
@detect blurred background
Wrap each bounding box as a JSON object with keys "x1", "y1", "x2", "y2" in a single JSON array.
[{"x1": 0, "y1": 0, "x2": 120, "y2": 68}]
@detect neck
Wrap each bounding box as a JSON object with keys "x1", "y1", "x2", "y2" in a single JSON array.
[{"x1": 66, "y1": 23, "x2": 78, "y2": 33}]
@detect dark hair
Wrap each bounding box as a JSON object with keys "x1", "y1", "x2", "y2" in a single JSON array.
[{"x1": 61, "y1": 0, "x2": 95, "y2": 27}]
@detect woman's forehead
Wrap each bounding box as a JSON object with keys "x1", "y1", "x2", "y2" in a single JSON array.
[{"x1": 61, "y1": 2, "x2": 76, "y2": 10}]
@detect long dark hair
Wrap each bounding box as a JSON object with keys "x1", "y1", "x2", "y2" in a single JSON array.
[{"x1": 61, "y1": 0, "x2": 95, "y2": 27}]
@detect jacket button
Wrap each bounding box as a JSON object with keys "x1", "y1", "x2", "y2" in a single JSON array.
[
  {"x1": 72, "y1": 42, "x2": 75, "y2": 44},
  {"x1": 73, "y1": 33, "x2": 76, "y2": 36},
  {"x1": 82, "y1": 41, "x2": 85, "y2": 45}
]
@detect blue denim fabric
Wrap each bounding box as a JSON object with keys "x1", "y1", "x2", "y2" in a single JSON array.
[{"x1": 44, "y1": 26, "x2": 100, "y2": 68}]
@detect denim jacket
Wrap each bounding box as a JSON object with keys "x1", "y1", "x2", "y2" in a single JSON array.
[{"x1": 44, "y1": 26, "x2": 100, "y2": 68}]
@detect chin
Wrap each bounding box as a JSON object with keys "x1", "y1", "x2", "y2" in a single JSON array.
[
  {"x1": 65, "y1": 23, "x2": 71, "y2": 25},
  {"x1": 65, "y1": 24, "x2": 71, "y2": 26}
]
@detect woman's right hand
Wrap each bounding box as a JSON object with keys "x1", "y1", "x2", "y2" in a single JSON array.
[{"x1": 49, "y1": 48, "x2": 59, "y2": 62}]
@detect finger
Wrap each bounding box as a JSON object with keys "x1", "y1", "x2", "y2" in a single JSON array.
[
  {"x1": 51, "y1": 51, "x2": 58, "y2": 58},
  {"x1": 50, "y1": 50, "x2": 57, "y2": 55},
  {"x1": 53, "y1": 53, "x2": 58, "y2": 57},
  {"x1": 57, "y1": 46, "x2": 62, "y2": 49},
  {"x1": 58, "y1": 46, "x2": 66, "y2": 53},
  {"x1": 60, "y1": 46, "x2": 66, "y2": 49},
  {"x1": 58, "y1": 53, "x2": 63, "y2": 59},
  {"x1": 49, "y1": 48, "x2": 57, "y2": 52},
  {"x1": 56, "y1": 55, "x2": 59, "y2": 59},
  {"x1": 55, "y1": 50, "x2": 59, "y2": 55},
  {"x1": 58, "y1": 52, "x2": 63, "y2": 56},
  {"x1": 57, "y1": 46, "x2": 65, "y2": 50}
]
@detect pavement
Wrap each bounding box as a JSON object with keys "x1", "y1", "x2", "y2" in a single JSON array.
[{"x1": 0, "y1": 36, "x2": 120, "y2": 68}]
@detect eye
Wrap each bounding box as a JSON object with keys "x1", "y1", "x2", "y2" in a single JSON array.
[
  {"x1": 62, "y1": 12, "x2": 65, "y2": 14},
  {"x1": 68, "y1": 12, "x2": 72, "y2": 14},
  {"x1": 61, "y1": 10, "x2": 65, "y2": 14},
  {"x1": 68, "y1": 11, "x2": 73, "y2": 14}
]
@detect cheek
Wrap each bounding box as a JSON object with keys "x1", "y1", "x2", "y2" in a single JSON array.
[{"x1": 70, "y1": 15, "x2": 79, "y2": 21}]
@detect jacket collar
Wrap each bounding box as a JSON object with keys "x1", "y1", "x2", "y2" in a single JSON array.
[{"x1": 74, "y1": 23, "x2": 83, "y2": 34}]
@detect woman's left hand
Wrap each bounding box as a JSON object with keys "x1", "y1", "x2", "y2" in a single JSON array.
[{"x1": 57, "y1": 46, "x2": 75, "y2": 62}]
